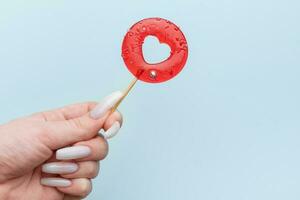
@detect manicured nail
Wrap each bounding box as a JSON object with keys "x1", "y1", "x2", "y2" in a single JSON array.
[
  {"x1": 90, "y1": 91, "x2": 123, "y2": 119},
  {"x1": 41, "y1": 177, "x2": 71, "y2": 187},
  {"x1": 102, "y1": 121, "x2": 121, "y2": 139},
  {"x1": 42, "y1": 162, "x2": 78, "y2": 174},
  {"x1": 56, "y1": 146, "x2": 91, "y2": 160}
]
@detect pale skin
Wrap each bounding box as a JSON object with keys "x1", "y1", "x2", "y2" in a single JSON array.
[{"x1": 0, "y1": 101, "x2": 123, "y2": 200}]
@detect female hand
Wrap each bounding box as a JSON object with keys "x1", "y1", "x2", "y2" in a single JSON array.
[{"x1": 0, "y1": 91, "x2": 123, "y2": 200}]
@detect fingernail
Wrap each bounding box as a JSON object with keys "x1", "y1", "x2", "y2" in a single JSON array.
[
  {"x1": 41, "y1": 177, "x2": 71, "y2": 187},
  {"x1": 56, "y1": 146, "x2": 91, "y2": 160},
  {"x1": 42, "y1": 162, "x2": 78, "y2": 174},
  {"x1": 102, "y1": 121, "x2": 121, "y2": 139},
  {"x1": 90, "y1": 91, "x2": 123, "y2": 119}
]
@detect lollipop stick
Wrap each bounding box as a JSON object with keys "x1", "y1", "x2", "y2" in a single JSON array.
[{"x1": 111, "y1": 77, "x2": 138, "y2": 113}]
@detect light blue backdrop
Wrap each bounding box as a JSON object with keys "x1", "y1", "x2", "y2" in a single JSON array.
[{"x1": 0, "y1": 0, "x2": 300, "y2": 199}]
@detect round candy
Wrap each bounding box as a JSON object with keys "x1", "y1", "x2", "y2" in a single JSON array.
[{"x1": 121, "y1": 17, "x2": 188, "y2": 83}]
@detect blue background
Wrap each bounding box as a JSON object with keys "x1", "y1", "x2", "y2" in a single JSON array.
[{"x1": 0, "y1": 0, "x2": 300, "y2": 199}]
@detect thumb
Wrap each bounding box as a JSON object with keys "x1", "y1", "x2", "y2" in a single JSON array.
[{"x1": 43, "y1": 91, "x2": 123, "y2": 149}]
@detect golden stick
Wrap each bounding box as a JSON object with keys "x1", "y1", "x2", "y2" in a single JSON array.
[{"x1": 111, "y1": 77, "x2": 138, "y2": 113}]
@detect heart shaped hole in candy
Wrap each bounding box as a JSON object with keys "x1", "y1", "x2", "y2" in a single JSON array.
[{"x1": 142, "y1": 36, "x2": 171, "y2": 64}]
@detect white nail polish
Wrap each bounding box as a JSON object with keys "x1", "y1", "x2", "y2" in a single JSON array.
[
  {"x1": 90, "y1": 91, "x2": 123, "y2": 119},
  {"x1": 102, "y1": 121, "x2": 121, "y2": 139},
  {"x1": 42, "y1": 162, "x2": 78, "y2": 174},
  {"x1": 41, "y1": 177, "x2": 71, "y2": 187},
  {"x1": 56, "y1": 146, "x2": 91, "y2": 160}
]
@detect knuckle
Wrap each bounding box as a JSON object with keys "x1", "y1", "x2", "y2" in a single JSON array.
[
  {"x1": 71, "y1": 118, "x2": 85, "y2": 129},
  {"x1": 71, "y1": 117, "x2": 99, "y2": 134},
  {"x1": 97, "y1": 137, "x2": 109, "y2": 160},
  {"x1": 87, "y1": 162, "x2": 99, "y2": 178},
  {"x1": 78, "y1": 178, "x2": 92, "y2": 197}
]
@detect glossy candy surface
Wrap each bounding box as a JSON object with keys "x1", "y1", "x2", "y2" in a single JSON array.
[{"x1": 122, "y1": 18, "x2": 188, "y2": 83}]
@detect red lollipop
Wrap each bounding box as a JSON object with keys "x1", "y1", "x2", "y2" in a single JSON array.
[
  {"x1": 112, "y1": 17, "x2": 188, "y2": 112},
  {"x1": 122, "y1": 17, "x2": 188, "y2": 83}
]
